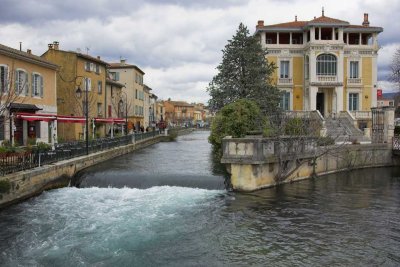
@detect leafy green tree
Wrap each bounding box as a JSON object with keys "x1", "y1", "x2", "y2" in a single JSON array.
[
  {"x1": 209, "y1": 99, "x2": 267, "y2": 150},
  {"x1": 207, "y1": 23, "x2": 281, "y2": 115}
]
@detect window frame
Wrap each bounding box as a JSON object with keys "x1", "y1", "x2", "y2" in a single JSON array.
[
  {"x1": 316, "y1": 53, "x2": 337, "y2": 76},
  {"x1": 31, "y1": 72, "x2": 43, "y2": 97}
]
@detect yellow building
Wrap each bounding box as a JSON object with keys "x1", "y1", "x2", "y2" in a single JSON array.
[
  {"x1": 42, "y1": 41, "x2": 109, "y2": 141},
  {"x1": 109, "y1": 59, "x2": 145, "y2": 132},
  {"x1": 255, "y1": 11, "x2": 383, "y2": 119},
  {"x1": 0, "y1": 43, "x2": 58, "y2": 146},
  {"x1": 105, "y1": 73, "x2": 126, "y2": 135}
]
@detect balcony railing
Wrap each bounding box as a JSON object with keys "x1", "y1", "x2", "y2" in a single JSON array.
[
  {"x1": 317, "y1": 76, "x2": 337, "y2": 82},
  {"x1": 351, "y1": 111, "x2": 372, "y2": 119},
  {"x1": 278, "y1": 78, "x2": 293, "y2": 85},
  {"x1": 347, "y1": 78, "x2": 362, "y2": 85}
]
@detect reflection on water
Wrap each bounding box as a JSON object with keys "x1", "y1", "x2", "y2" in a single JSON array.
[{"x1": 75, "y1": 131, "x2": 229, "y2": 189}]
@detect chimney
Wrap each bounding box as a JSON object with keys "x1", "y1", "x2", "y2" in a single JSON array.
[
  {"x1": 53, "y1": 41, "x2": 59, "y2": 50},
  {"x1": 322, "y1": 7, "x2": 325, "y2": 17},
  {"x1": 97, "y1": 56, "x2": 101, "y2": 59},
  {"x1": 27, "y1": 49, "x2": 31, "y2": 54},
  {"x1": 362, "y1": 13, "x2": 370, "y2": 26},
  {"x1": 120, "y1": 58, "x2": 126, "y2": 64},
  {"x1": 48, "y1": 43, "x2": 53, "y2": 50},
  {"x1": 257, "y1": 20, "x2": 264, "y2": 27},
  {"x1": 295, "y1": 15, "x2": 297, "y2": 22}
]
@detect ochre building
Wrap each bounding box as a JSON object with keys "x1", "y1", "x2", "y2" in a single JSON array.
[{"x1": 255, "y1": 11, "x2": 383, "y2": 118}]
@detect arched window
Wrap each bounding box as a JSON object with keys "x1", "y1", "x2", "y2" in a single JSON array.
[{"x1": 316, "y1": 54, "x2": 337, "y2": 76}]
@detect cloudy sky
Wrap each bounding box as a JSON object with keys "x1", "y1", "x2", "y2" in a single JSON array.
[{"x1": 1, "y1": 0, "x2": 399, "y2": 103}]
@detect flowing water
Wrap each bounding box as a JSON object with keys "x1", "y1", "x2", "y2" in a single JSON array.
[{"x1": 0, "y1": 131, "x2": 400, "y2": 266}]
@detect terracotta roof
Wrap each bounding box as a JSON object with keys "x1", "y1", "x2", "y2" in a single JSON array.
[
  {"x1": 258, "y1": 15, "x2": 382, "y2": 30},
  {"x1": 266, "y1": 21, "x2": 308, "y2": 28},
  {"x1": 167, "y1": 101, "x2": 194, "y2": 107},
  {"x1": 109, "y1": 62, "x2": 145, "y2": 74},
  {"x1": 76, "y1": 53, "x2": 109, "y2": 66},
  {"x1": 0, "y1": 43, "x2": 58, "y2": 70},
  {"x1": 308, "y1": 15, "x2": 349, "y2": 24}
]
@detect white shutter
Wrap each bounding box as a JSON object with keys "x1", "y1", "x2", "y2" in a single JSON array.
[
  {"x1": 90, "y1": 63, "x2": 94, "y2": 72},
  {"x1": 40, "y1": 75, "x2": 44, "y2": 97},
  {"x1": 87, "y1": 78, "x2": 91, "y2": 91},
  {"x1": 24, "y1": 72, "x2": 29, "y2": 95}
]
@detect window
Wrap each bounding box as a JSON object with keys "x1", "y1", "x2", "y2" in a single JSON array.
[
  {"x1": 135, "y1": 89, "x2": 138, "y2": 99},
  {"x1": 15, "y1": 69, "x2": 28, "y2": 95},
  {"x1": 349, "y1": 61, "x2": 359, "y2": 78},
  {"x1": 349, "y1": 93, "x2": 359, "y2": 111},
  {"x1": 32, "y1": 73, "x2": 43, "y2": 97},
  {"x1": 279, "y1": 91, "x2": 290, "y2": 111},
  {"x1": 0, "y1": 65, "x2": 9, "y2": 93},
  {"x1": 280, "y1": 61, "x2": 289, "y2": 78},
  {"x1": 304, "y1": 56, "x2": 309, "y2": 80},
  {"x1": 97, "y1": 81, "x2": 102, "y2": 94},
  {"x1": 85, "y1": 62, "x2": 90, "y2": 71},
  {"x1": 84, "y1": 77, "x2": 91, "y2": 91},
  {"x1": 96, "y1": 65, "x2": 100, "y2": 74},
  {"x1": 97, "y1": 103, "x2": 102, "y2": 116},
  {"x1": 316, "y1": 54, "x2": 337, "y2": 76}
]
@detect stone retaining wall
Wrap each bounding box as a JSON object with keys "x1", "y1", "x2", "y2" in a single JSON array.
[
  {"x1": 222, "y1": 136, "x2": 399, "y2": 191},
  {"x1": 0, "y1": 135, "x2": 164, "y2": 209}
]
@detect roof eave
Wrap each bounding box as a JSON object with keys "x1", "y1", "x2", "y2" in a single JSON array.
[
  {"x1": 0, "y1": 49, "x2": 58, "y2": 70},
  {"x1": 344, "y1": 27, "x2": 383, "y2": 33}
]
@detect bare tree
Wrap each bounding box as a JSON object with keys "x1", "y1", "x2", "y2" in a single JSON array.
[
  {"x1": 0, "y1": 61, "x2": 29, "y2": 140},
  {"x1": 267, "y1": 112, "x2": 348, "y2": 183},
  {"x1": 390, "y1": 47, "x2": 400, "y2": 91}
]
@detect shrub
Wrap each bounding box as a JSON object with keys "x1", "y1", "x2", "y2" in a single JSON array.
[
  {"x1": 35, "y1": 142, "x2": 52, "y2": 152},
  {"x1": 209, "y1": 99, "x2": 266, "y2": 150},
  {"x1": 0, "y1": 180, "x2": 11, "y2": 193}
]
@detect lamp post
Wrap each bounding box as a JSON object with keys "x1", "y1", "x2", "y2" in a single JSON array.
[
  {"x1": 76, "y1": 86, "x2": 89, "y2": 155},
  {"x1": 119, "y1": 92, "x2": 128, "y2": 135}
]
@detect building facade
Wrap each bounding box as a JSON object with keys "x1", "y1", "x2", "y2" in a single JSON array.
[
  {"x1": 109, "y1": 59, "x2": 145, "y2": 132},
  {"x1": 164, "y1": 100, "x2": 195, "y2": 126},
  {"x1": 255, "y1": 11, "x2": 383, "y2": 118},
  {"x1": 0, "y1": 43, "x2": 58, "y2": 146},
  {"x1": 42, "y1": 41, "x2": 108, "y2": 141}
]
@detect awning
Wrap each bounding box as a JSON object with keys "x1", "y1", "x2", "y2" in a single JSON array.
[
  {"x1": 15, "y1": 112, "x2": 56, "y2": 122},
  {"x1": 15, "y1": 112, "x2": 124, "y2": 124},
  {"x1": 93, "y1": 118, "x2": 126, "y2": 124},
  {"x1": 57, "y1": 115, "x2": 86, "y2": 123},
  {"x1": 9, "y1": 103, "x2": 42, "y2": 112}
]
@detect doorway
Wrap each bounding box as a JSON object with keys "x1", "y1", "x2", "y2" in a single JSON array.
[{"x1": 316, "y1": 92, "x2": 325, "y2": 117}]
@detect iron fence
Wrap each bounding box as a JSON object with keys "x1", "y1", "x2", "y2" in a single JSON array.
[{"x1": 0, "y1": 131, "x2": 161, "y2": 176}]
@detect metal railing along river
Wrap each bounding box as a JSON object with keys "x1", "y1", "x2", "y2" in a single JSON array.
[{"x1": 0, "y1": 131, "x2": 161, "y2": 176}]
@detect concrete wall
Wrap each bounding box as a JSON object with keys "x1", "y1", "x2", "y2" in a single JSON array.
[
  {"x1": 0, "y1": 135, "x2": 164, "y2": 209},
  {"x1": 222, "y1": 136, "x2": 398, "y2": 191}
]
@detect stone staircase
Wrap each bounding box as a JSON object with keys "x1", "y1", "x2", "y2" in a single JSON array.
[{"x1": 325, "y1": 116, "x2": 370, "y2": 143}]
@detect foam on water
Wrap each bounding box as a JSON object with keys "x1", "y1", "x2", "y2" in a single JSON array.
[{"x1": 0, "y1": 186, "x2": 225, "y2": 266}]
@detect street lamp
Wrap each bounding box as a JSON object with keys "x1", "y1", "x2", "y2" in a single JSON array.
[
  {"x1": 76, "y1": 86, "x2": 89, "y2": 155},
  {"x1": 119, "y1": 92, "x2": 128, "y2": 135}
]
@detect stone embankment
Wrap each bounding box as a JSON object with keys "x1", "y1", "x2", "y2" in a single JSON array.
[
  {"x1": 221, "y1": 136, "x2": 399, "y2": 191},
  {"x1": 0, "y1": 129, "x2": 194, "y2": 209}
]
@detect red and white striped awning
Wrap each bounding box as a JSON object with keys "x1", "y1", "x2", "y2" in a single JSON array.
[
  {"x1": 15, "y1": 112, "x2": 125, "y2": 124},
  {"x1": 15, "y1": 112, "x2": 56, "y2": 122},
  {"x1": 93, "y1": 118, "x2": 126, "y2": 124}
]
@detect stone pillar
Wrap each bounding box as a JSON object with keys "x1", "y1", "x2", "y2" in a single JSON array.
[
  {"x1": 339, "y1": 28, "x2": 344, "y2": 42},
  {"x1": 277, "y1": 32, "x2": 279, "y2": 44},
  {"x1": 383, "y1": 107, "x2": 395, "y2": 143},
  {"x1": 290, "y1": 33, "x2": 292, "y2": 44},
  {"x1": 335, "y1": 86, "x2": 344, "y2": 112},
  {"x1": 311, "y1": 28, "x2": 315, "y2": 42},
  {"x1": 260, "y1": 33, "x2": 266, "y2": 48},
  {"x1": 310, "y1": 86, "x2": 318, "y2": 110}
]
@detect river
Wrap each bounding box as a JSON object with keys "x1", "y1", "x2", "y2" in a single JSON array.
[{"x1": 0, "y1": 131, "x2": 399, "y2": 266}]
